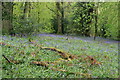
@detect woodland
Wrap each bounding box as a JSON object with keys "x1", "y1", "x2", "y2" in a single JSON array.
[{"x1": 1, "y1": 2, "x2": 119, "y2": 78}]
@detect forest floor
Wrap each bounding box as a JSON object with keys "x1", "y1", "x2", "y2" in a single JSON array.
[
  {"x1": 38, "y1": 33, "x2": 119, "y2": 43},
  {"x1": 1, "y1": 33, "x2": 119, "y2": 78}
]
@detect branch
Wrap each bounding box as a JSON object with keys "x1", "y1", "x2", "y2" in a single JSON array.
[
  {"x1": 46, "y1": 5, "x2": 57, "y2": 15},
  {"x1": 2, "y1": 55, "x2": 11, "y2": 63},
  {"x1": 41, "y1": 47, "x2": 78, "y2": 60}
]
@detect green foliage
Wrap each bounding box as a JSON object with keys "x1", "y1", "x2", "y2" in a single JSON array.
[
  {"x1": 1, "y1": 2, "x2": 119, "y2": 78},
  {"x1": 72, "y1": 2, "x2": 94, "y2": 36},
  {"x1": 12, "y1": 2, "x2": 54, "y2": 35},
  {"x1": 2, "y1": 2, "x2": 119, "y2": 40},
  {"x1": 51, "y1": 16, "x2": 58, "y2": 33},
  {"x1": 2, "y1": 35, "x2": 118, "y2": 78},
  {"x1": 98, "y1": 2, "x2": 119, "y2": 40}
]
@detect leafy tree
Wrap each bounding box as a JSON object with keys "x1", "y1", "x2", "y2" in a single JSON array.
[
  {"x1": 49, "y1": 2, "x2": 70, "y2": 34},
  {"x1": 98, "y1": 2, "x2": 118, "y2": 40},
  {"x1": 2, "y1": 2, "x2": 119, "y2": 40},
  {"x1": 72, "y1": 2, "x2": 94, "y2": 36}
]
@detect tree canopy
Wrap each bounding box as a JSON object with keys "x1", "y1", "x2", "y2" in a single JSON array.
[{"x1": 2, "y1": 2, "x2": 119, "y2": 40}]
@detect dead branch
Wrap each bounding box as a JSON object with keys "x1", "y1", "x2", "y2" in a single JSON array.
[
  {"x1": 31, "y1": 61, "x2": 91, "y2": 78},
  {"x1": 41, "y1": 47, "x2": 78, "y2": 60},
  {"x1": 2, "y1": 55, "x2": 11, "y2": 63},
  {"x1": 84, "y1": 55, "x2": 101, "y2": 65},
  {"x1": 31, "y1": 61, "x2": 49, "y2": 68},
  {"x1": 2, "y1": 55, "x2": 23, "y2": 64},
  {"x1": 0, "y1": 42, "x2": 16, "y2": 47}
]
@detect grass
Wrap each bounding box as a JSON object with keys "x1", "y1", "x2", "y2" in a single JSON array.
[{"x1": 1, "y1": 34, "x2": 118, "y2": 78}]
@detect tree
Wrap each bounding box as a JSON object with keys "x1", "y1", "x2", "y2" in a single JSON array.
[
  {"x1": 56, "y1": 2, "x2": 62, "y2": 34},
  {"x1": 97, "y1": 2, "x2": 118, "y2": 40},
  {"x1": 94, "y1": 2, "x2": 99, "y2": 40},
  {"x1": 20, "y1": 2, "x2": 33, "y2": 35},
  {"x1": 61, "y1": 2, "x2": 65, "y2": 34},
  {"x1": 73, "y1": 2, "x2": 94, "y2": 36},
  {"x1": 22, "y1": 2, "x2": 31, "y2": 19},
  {"x1": 2, "y1": 2, "x2": 14, "y2": 35},
  {"x1": 47, "y1": 2, "x2": 70, "y2": 34}
]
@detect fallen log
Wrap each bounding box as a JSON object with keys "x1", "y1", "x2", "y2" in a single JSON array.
[{"x1": 41, "y1": 47, "x2": 78, "y2": 60}]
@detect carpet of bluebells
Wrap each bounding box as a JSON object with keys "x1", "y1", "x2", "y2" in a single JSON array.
[{"x1": 1, "y1": 34, "x2": 119, "y2": 78}]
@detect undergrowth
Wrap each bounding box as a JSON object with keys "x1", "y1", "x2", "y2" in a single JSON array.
[{"x1": 1, "y1": 34, "x2": 118, "y2": 78}]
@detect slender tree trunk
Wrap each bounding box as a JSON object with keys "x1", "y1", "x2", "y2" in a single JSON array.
[
  {"x1": 38, "y1": 12, "x2": 40, "y2": 23},
  {"x1": 9, "y1": 3, "x2": 13, "y2": 35},
  {"x1": 0, "y1": 2, "x2": 2, "y2": 35},
  {"x1": 23, "y1": 2, "x2": 30, "y2": 19},
  {"x1": 56, "y1": 2, "x2": 62, "y2": 34},
  {"x1": 118, "y1": 2, "x2": 120, "y2": 41},
  {"x1": 2, "y1": 2, "x2": 13, "y2": 35},
  {"x1": 19, "y1": 2, "x2": 31, "y2": 36},
  {"x1": 28, "y1": 2, "x2": 31, "y2": 18},
  {"x1": 94, "y1": 3, "x2": 98, "y2": 40},
  {"x1": 37, "y1": 3, "x2": 41, "y2": 24},
  {"x1": 61, "y1": 2, "x2": 64, "y2": 34}
]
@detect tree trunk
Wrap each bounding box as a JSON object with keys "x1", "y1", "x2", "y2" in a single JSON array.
[
  {"x1": 118, "y1": 2, "x2": 120, "y2": 41},
  {"x1": 0, "y1": 2, "x2": 2, "y2": 34},
  {"x1": 38, "y1": 12, "x2": 40, "y2": 23},
  {"x1": 23, "y1": 2, "x2": 30, "y2": 19},
  {"x1": 22, "y1": 2, "x2": 31, "y2": 36},
  {"x1": 2, "y1": 2, "x2": 13, "y2": 35},
  {"x1": 56, "y1": 2, "x2": 62, "y2": 34},
  {"x1": 61, "y1": 2, "x2": 64, "y2": 34},
  {"x1": 94, "y1": 3, "x2": 98, "y2": 40}
]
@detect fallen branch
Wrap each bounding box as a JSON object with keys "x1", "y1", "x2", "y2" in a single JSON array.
[
  {"x1": 2, "y1": 55, "x2": 11, "y2": 63},
  {"x1": 1, "y1": 42, "x2": 78, "y2": 60},
  {"x1": 2, "y1": 54, "x2": 22, "y2": 64},
  {"x1": 29, "y1": 41, "x2": 78, "y2": 60},
  {"x1": 31, "y1": 61, "x2": 91, "y2": 78},
  {"x1": 31, "y1": 61, "x2": 49, "y2": 68},
  {"x1": 1, "y1": 42, "x2": 101, "y2": 66},
  {"x1": 41, "y1": 47, "x2": 78, "y2": 60},
  {"x1": 84, "y1": 55, "x2": 101, "y2": 65},
  {"x1": 0, "y1": 42, "x2": 15, "y2": 47}
]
